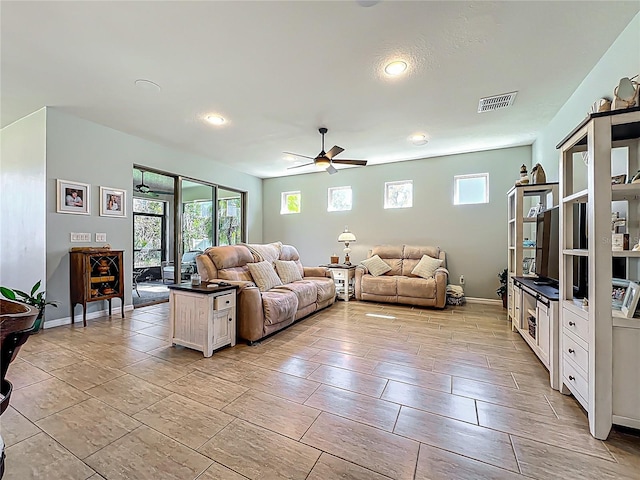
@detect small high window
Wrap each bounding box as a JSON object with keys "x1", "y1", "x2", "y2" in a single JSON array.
[
  {"x1": 454, "y1": 173, "x2": 489, "y2": 205},
  {"x1": 327, "y1": 186, "x2": 352, "y2": 212},
  {"x1": 384, "y1": 180, "x2": 413, "y2": 209},
  {"x1": 281, "y1": 191, "x2": 301, "y2": 214}
]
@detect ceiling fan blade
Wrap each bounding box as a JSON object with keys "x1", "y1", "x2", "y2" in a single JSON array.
[
  {"x1": 287, "y1": 162, "x2": 315, "y2": 170},
  {"x1": 326, "y1": 165, "x2": 338, "y2": 175},
  {"x1": 326, "y1": 146, "x2": 344, "y2": 160},
  {"x1": 332, "y1": 159, "x2": 368, "y2": 166},
  {"x1": 283, "y1": 151, "x2": 316, "y2": 160}
]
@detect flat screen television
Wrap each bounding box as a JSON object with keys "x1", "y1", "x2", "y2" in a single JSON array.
[{"x1": 535, "y1": 206, "x2": 559, "y2": 286}]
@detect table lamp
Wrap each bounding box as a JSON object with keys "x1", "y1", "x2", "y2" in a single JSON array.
[{"x1": 338, "y1": 226, "x2": 356, "y2": 265}]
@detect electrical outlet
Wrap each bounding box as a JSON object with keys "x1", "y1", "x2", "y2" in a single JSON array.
[
  {"x1": 70, "y1": 232, "x2": 91, "y2": 242},
  {"x1": 459, "y1": 275, "x2": 465, "y2": 285},
  {"x1": 96, "y1": 233, "x2": 107, "y2": 242}
]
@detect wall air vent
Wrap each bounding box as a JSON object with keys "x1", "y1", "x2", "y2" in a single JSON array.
[{"x1": 477, "y1": 91, "x2": 518, "y2": 113}]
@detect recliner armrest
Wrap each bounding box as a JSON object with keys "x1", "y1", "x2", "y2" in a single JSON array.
[
  {"x1": 354, "y1": 266, "x2": 369, "y2": 300},
  {"x1": 303, "y1": 266, "x2": 331, "y2": 278}
]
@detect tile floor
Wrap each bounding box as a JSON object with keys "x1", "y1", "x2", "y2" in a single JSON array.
[{"x1": 2, "y1": 300, "x2": 639, "y2": 479}]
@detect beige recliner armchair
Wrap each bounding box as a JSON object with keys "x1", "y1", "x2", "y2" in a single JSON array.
[{"x1": 355, "y1": 245, "x2": 448, "y2": 308}]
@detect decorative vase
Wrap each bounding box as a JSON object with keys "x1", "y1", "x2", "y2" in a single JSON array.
[{"x1": 97, "y1": 259, "x2": 110, "y2": 275}]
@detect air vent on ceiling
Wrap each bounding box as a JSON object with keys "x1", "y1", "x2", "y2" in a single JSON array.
[{"x1": 477, "y1": 91, "x2": 518, "y2": 113}]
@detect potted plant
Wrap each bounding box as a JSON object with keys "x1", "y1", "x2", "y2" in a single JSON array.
[
  {"x1": 496, "y1": 268, "x2": 508, "y2": 309},
  {"x1": 0, "y1": 280, "x2": 58, "y2": 332}
]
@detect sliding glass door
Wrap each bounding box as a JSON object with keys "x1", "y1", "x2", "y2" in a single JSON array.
[
  {"x1": 218, "y1": 188, "x2": 243, "y2": 246},
  {"x1": 181, "y1": 179, "x2": 215, "y2": 254}
]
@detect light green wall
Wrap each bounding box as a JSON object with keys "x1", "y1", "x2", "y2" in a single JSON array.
[
  {"x1": 44, "y1": 108, "x2": 262, "y2": 322},
  {"x1": 263, "y1": 146, "x2": 531, "y2": 299},
  {"x1": 0, "y1": 108, "x2": 47, "y2": 293},
  {"x1": 533, "y1": 12, "x2": 640, "y2": 180}
]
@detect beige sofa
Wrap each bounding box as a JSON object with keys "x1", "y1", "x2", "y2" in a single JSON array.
[
  {"x1": 196, "y1": 243, "x2": 335, "y2": 343},
  {"x1": 355, "y1": 245, "x2": 448, "y2": 308}
]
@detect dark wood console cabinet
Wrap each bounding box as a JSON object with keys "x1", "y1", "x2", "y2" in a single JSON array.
[{"x1": 70, "y1": 248, "x2": 125, "y2": 326}]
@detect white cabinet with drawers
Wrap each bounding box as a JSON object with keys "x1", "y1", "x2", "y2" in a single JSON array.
[{"x1": 168, "y1": 284, "x2": 237, "y2": 357}]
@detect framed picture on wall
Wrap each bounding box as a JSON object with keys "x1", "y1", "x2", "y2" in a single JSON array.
[
  {"x1": 100, "y1": 186, "x2": 126, "y2": 217},
  {"x1": 57, "y1": 179, "x2": 90, "y2": 215}
]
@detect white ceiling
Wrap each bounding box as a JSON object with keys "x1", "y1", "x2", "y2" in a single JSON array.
[{"x1": 2, "y1": 1, "x2": 638, "y2": 179}]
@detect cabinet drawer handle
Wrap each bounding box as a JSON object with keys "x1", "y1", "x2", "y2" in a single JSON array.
[
  {"x1": 568, "y1": 321, "x2": 575, "y2": 326},
  {"x1": 568, "y1": 348, "x2": 575, "y2": 354},
  {"x1": 228, "y1": 318, "x2": 232, "y2": 322},
  {"x1": 569, "y1": 375, "x2": 575, "y2": 381}
]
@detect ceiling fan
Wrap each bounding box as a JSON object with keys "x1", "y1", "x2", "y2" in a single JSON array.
[
  {"x1": 135, "y1": 170, "x2": 152, "y2": 194},
  {"x1": 134, "y1": 170, "x2": 168, "y2": 197},
  {"x1": 285, "y1": 128, "x2": 368, "y2": 175}
]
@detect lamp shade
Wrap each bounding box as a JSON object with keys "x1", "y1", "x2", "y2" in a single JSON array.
[{"x1": 338, "y1": 227, "x2": 356, "y2": 243}]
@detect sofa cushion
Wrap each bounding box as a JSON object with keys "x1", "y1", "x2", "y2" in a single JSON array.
[
  {"x1": 245, "y1": 242, "x2": 282, "y2": 263},
  {"x1": 402, "y1": 245, "x2": 443, "y2": 275},
  {"x1": 218, "y1": 266, "x2": 253, "y2": 282},
  {"x1": 370, "y1": 246, "x2": 403, "y2": 276},
  {"x1": 397, "y1": 276, "x2": 437, "y2": 298},
  {"x1": 207, "y1": 245, "x2": 254, "y2": 269},
  {"x1": 361, "y1": 255, "x2": 392, "y2": 277},
  {"x1": 411, "y1": 254, "x2": 444, "y2": 279},
  {"x1": 279, "y1": 245, "x2": 305, "y2": 276},
  {"x1": 247, "y1": 261, "x2": 282, "y2": 292},
  {"x1": 361, "y1": 275, "x2": 397, "y2": 296},
  {"x1": 261, "y1": 289, "x2": 298, "y2": 325},
  {"x1": 274, "y1": 260, "x2": 303, "y2": 284},
  {"x1": 275, "y1": 281, "x2": 317, "y2": 309},
  {"x1": 305, "y1": 277, "x2": 337, "y2": 304}
]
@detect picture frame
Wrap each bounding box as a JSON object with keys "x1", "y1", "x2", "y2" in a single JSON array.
[
  {"x1": 612, "y1": 278, "x2": 630, "y2": 310},
  {"x1": 621, "y1": 281, "x2": 640, "y2": 318},
  {"x1": 57, "y1": 179, "x2": 90, "y2": 215},
  {"x1": 100, "y1": 186, "x2": 126, "y2": 217},
  {"x1": 526, "y1": 206, "x2": 539, "y2": 218},
  {"x1": 612, "y1": 174, "x2": 627, "y2": 185}
]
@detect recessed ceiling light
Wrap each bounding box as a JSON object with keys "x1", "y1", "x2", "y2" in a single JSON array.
[
  {"x1": 409, "y1": 134, "x2": 428, "y2": 146},
  {"x1": 384, "y1": 60, "x2": 408, "y2": 76},
  {"x1": 205, "y1": 115, "x2": 226, "y2": 125},
  {"x1": 134, "y1": 79, "x2": 161, "y2": 92}
]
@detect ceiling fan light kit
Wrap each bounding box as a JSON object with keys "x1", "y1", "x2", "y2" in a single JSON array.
[{"x1": 285, "y1": 127, "x2": 368, "y2": 175}]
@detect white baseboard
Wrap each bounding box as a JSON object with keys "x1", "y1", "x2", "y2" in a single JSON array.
[
  {"x1": 466, "y1": 297, "x2": 502, "y2": 305},
  {"x1": 43, "y1": 304, "x2": 135, "y2": 329}
]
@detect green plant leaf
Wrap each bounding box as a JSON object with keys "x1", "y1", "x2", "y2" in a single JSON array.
[
  {"x1": 13, "y1": 289, "x2": 31, "y2": 300},
  {"x1": 0, "y1": 287, "x2": 16, "y2": 300},
  {"x1": 30, "y1": 280, "x2": 41, "y2": 296}
]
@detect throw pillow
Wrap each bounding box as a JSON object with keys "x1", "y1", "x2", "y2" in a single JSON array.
[
  {"x1": 247, "y1": 261, "x2": 283, "y2": 292},
  {"x1": 274, "y1": 260, "x2": 303, "y2": 284},
  {"x1": 361, "y1": 255, "x2": 392, "y2": 277},
  {"x1": 411, "y1": 255, "x2": 443, "y2": 279}
]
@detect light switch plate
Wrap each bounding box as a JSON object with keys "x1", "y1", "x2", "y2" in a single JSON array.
[
  {"x1": 96, "y1": 233, "x2": 107, "y2": 242},
  {"x1": 70, "y1": 233, "x2": 91, "y2": 242}
]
